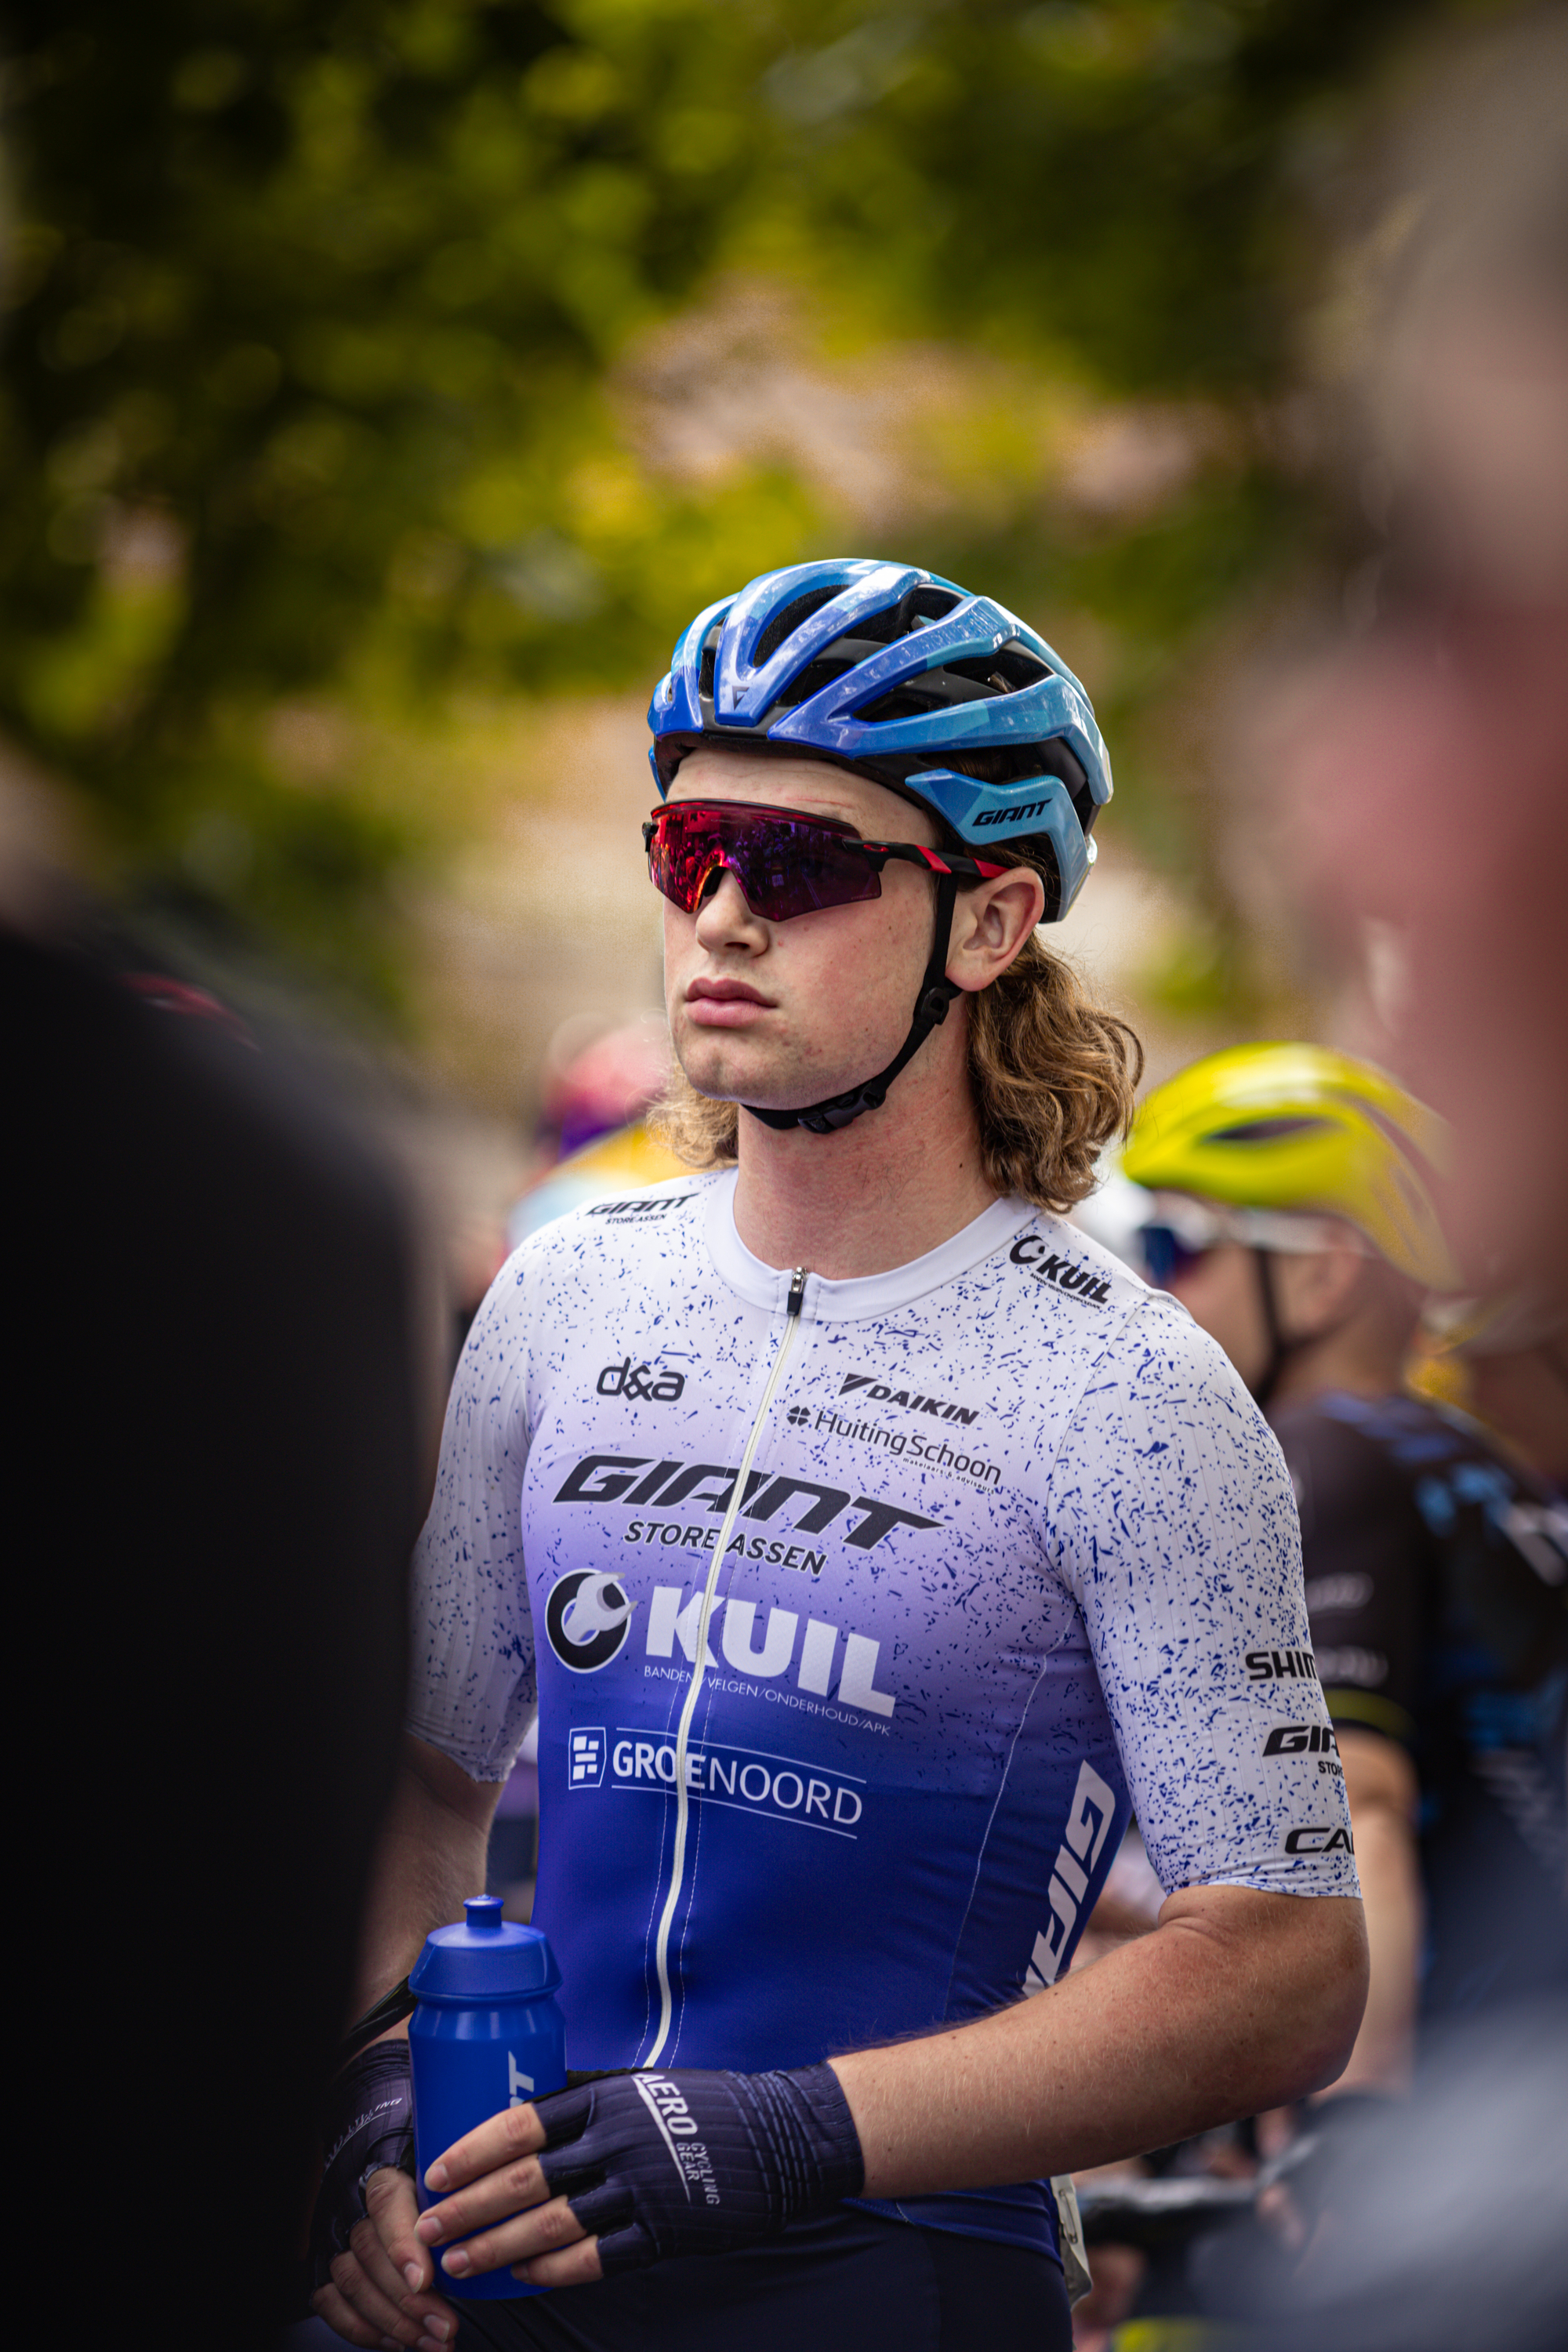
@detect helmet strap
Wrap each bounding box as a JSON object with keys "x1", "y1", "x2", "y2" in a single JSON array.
[
  {"x1": 1250, "y1": 1247, "x2": 1290, "y2": 1407},
  {"x1": 743, "y1": 873, "x2": 962, "y2": 1136}
]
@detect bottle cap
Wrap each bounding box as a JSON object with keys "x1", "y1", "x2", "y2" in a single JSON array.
[{"x1": 409, "y1": 1903, "x2": 563, "y2": 2005}]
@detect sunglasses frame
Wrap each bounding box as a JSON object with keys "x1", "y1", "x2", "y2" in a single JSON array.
[{"x1": 643, "y1": 798, "x2": 1008, "y2": 921}]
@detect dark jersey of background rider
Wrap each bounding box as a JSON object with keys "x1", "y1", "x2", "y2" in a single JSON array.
[
  {"x1": 1272, "y1": 1391, "x2": 1568, "y2": 2019},
  {"x1": 8, "y1": 913, "x2": 423, "y2": 2342}
]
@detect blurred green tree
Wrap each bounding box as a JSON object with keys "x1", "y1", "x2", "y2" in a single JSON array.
[
  {"x1": 0, "y1": 0, "x2": 1505, "y2": 1004},
  {"x1": 0, "y1": 0, "x2": 796, "y2": 993}
]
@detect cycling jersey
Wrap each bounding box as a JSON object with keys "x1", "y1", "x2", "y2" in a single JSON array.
[
  {"x1": 408, "y1": 1174, "x2": 1356, "y2": 2263},
  {"x1": 1273, "y1": 1391, "x2": 1568, "y2": 2015}
]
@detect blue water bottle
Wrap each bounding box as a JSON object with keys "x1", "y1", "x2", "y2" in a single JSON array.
[{"x1": 408, "y1": 1894, "x2": 567, "y2": 2302}]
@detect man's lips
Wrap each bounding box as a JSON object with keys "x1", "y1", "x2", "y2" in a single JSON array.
[{"x1": 684, "y1": 976, "x2": 775, "y2": 1027}]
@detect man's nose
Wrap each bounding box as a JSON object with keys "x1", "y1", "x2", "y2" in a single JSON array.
[{"x1": 694, "y1": 863, "x2": 766, "y2": 946}]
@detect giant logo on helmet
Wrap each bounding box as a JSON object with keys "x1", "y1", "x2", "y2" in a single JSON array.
[{"x1": 545, "y1": 1570, "x2": 635, "y2": 1673}]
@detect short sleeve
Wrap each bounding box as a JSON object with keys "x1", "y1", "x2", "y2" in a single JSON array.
[
  {"x1": 405, "y1": 1249, "x2": 539, "y2": 1781},
  {"x1": 1051, "y1": 1297, "x2": 1360, "y2": 1902}
]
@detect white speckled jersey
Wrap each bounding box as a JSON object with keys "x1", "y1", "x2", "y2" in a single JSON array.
[{"x1": 408, "y1": 1172, "x2": 1356, "y2": 2259}]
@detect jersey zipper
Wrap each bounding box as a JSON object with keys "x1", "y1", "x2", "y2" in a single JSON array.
[{"x1": 643, "y1": 1265, "x2": 808, "y2": 2067}]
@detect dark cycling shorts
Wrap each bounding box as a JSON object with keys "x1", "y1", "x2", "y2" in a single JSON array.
[{"x1": 451, "y1": 2208, "x2": 1072, "y2": 2352}]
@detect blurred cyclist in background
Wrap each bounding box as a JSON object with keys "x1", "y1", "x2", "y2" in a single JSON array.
[
  {"x1": 1123, "y1": 1043, "x2": 1566, "y2": 2116},
  {"x1": 506, "y1": 1014, "x2": 683, "y2": 1247}
]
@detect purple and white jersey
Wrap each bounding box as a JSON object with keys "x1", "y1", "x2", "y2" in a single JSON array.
[{"x1": 408, "y1": 1173, "x2": 1356, "y2": 2258}]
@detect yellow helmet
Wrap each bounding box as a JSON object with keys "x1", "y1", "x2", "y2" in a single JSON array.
[{"x1": 1123, "y1": 1042, "x2": 1457, "y2": 1290}]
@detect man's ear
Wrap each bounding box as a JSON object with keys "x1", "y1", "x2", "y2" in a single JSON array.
[
  {"x1": 1274, "y1": 1247, "x2": 1368, "y2": 1341},
  {"x1": 948, "y1": 868, "x2": 1047, "y2": 991}
]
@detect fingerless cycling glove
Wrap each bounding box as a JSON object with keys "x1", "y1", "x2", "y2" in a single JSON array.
[
  {"x1": 532, "y1": 2063, "x2": 864, "y2": 2276},
  {"x1": 309, "y1": 2042, "x2": 416, "y2": 2290}
]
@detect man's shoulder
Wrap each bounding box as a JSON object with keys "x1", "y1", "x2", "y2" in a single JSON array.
[
  {"x1": 511, "y1": 1169, "x2": 718, "y2": 1270},
  {"x1": 999, "y1": 1207, "x2": 1266, "y2": 1448},
  {"x1": 1008, "y1": 1208, "x2": 1227, "y2": 1371},
  {"x1": 1003, "y1": 1209, "x2": 1142, "y2": 1314}
]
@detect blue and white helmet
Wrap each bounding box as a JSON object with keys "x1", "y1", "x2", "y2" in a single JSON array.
[{"x1": 648, "y1": 557, "x2": 1112, "y2": 920}]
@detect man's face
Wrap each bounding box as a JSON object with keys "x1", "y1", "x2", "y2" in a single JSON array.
[{"x1": 659, "y1": 750, "x2": 941, "y2": 1116}]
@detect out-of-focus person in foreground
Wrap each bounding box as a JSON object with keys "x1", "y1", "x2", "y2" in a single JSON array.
[
  {"x1": 9, "y1": 857, "x2": 425, "y2": 2341},
  {"x1": 1282, "y1": 5, "x2": 1568, "y2": 1316},
  {"x1": 316, "y1": 558, "x2": 1365, "y2": 2352}
]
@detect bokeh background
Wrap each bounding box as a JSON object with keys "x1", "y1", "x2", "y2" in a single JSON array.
[{"x1": 0, "y1": 0, "x2": 1537, "y2": 1241}]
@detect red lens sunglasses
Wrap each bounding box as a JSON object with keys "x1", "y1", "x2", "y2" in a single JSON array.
[{"x1": 644, "y1": 800, "x2": 1007, "y2": 923}]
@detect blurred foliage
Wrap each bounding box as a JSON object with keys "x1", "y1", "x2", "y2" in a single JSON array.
[{"x1": 0, "y1": 0, "x2": 1514, "y2": 1010}]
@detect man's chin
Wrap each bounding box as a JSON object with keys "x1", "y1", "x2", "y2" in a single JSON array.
[{"x1": 675, "y1": 1043, "x2": 829, "y2": 1114}]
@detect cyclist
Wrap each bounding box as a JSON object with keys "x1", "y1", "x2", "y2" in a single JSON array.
[
  {"x1": 1122, "y1": 1044, "x2": 1567, "y2": 2104},
  {"x1": 313, "y1": 563, "x2": 1366, "y2": 2352}
]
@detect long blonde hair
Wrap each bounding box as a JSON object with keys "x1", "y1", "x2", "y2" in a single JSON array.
[{"x1": 651, "y1": 841, "x2": 1143, "y2": 1210}]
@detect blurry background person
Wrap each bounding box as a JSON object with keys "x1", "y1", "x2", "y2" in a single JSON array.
[
  {"x1": 505, "y1": 1013, "x2": 683, "y2": 1248},
  {"x1": 1123, "y1": 1044, "x2": 1566, "y2": 2071},
  {"x1": 1067, "y1": 1039, "x2": 1567, "y2": 2341}
]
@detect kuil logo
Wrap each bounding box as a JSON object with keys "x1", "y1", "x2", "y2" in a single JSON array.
[
  {"x1": 1009, "y1": 1236, "x2": 1111, "y2": 1305},
  {"x1": 597, "y1": 1359, "x2": 686, "y2": 1402},
  {"x1": 545, "y1": 1570, "x2": 635, "y2": 1672}
]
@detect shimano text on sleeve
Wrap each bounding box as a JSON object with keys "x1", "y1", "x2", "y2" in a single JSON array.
[{"x1": 533, "y1": 2063, "x2": 864, "y2": 2275}]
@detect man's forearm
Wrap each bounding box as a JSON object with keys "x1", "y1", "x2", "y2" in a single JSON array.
[
  {"x1": 350, "y1": 1734, "x2": 502, "y2": 2025},
  {"x1": 831, "y1": 1886, "x2": 1367, "y2": 2198},
  {"x1": 1319, "y1": 1731, "x2": 1423, "y2": 2096}
]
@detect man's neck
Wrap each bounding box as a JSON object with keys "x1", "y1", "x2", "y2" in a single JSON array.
[
  {"x1": 728, "y1": 1028, "x2": 998, "y2": 1280},
  {"x1": 1268, "y1": 1313, "x2": 1413, "y2": 1413}
]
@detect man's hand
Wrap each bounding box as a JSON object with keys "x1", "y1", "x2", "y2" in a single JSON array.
[
  {"x1": 413, "y1": 2066, "x2": 864, "y2": 2285},
  {"x1": 412, "y1": 2100, "x2": 601, "y2": 2290},
  {"x1": 311, "y1": 2165, "x2": 464, "y2": 2350}
]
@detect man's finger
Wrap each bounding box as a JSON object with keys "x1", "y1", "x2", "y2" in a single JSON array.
[
  {"x1": 414, "y1": 2154, "x2": 550, "y2": 2249},
  {"x1": 350, "y1": 2216, "x2": 457, "y2": 2343},
  {"x1": 365, "y1": 2165, "x2": 432, "y2": 2292},
  {"x1": 423, "y1": 2097, "x2": 544, "y2": 2194},
  {"x1": 310, "y1": 2277, "x2": 389, "y2": 2349},
  {"x1": 325, "y1": 2247, "x2": 423, "y2": 2347},
  {"x1": 364, "y1": 2165, "x2": 459, "y2": 2324},
  {"x1": 516, "y1": 2236, "x2": 608, "y2": 2290},
  {"x1": 434, "y1": 2190, "x2": 589, "y2": 2281}
]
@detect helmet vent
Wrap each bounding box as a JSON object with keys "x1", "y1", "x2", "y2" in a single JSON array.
[
  {"x1": 752, "y1": 586, "x2": 844, "y2": 668},
  {"x1": 775, "y1": 655, "x2": 857, "y2": 709},
  {"x1": 855, "y1": 684, "x2": 956, "y2": 724},
  {"x1": 946, "y1": 648, "x2": 1053, "y2": 691},
  {"x1": 699, "y1": 641, "x2": 717, "y2": 697},
  {"x1": 1209, "y1": 1117, "x2": 1332, "y2": 1145}
]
